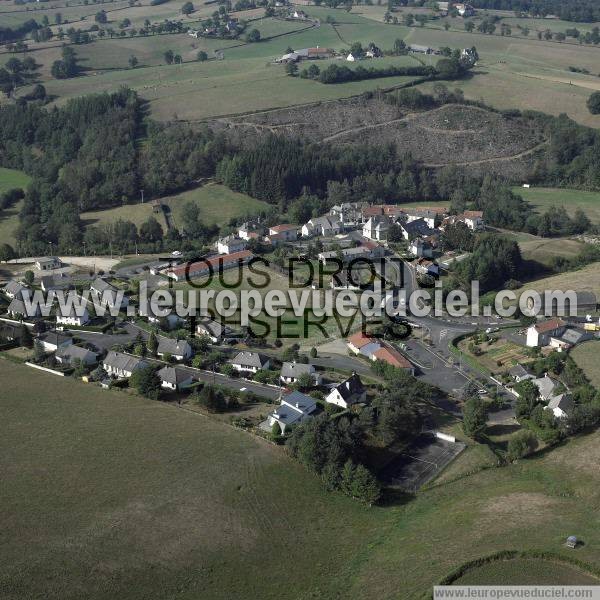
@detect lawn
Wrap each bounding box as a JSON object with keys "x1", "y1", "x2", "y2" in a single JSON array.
[
  {"x1": 571, "y1": 340, "x2": 600, "y2": 389},
  {"x1": 516, "y1": 236, "x2": 587, "y2": 268},
  {"x1": 80, "y1": 201, "x2": 166, "y2": 231},
  {"x1": 164, "y1": 183, "x2": 270, "y2": 227},
  {"x1": 5, "y1": 357, "x2": 600, "y2": 598},
  {"x1": 514, "y1": 186, "x2": 600, "y2": 224},
  {"x1": 0, "y1": 167, "x2": 31, "y2": 247}
]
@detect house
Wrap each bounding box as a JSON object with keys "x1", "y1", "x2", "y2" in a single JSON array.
[
  {"x1": 329, "y1": 202, "x2": 364, "y2": 226},
  {"x1": 461, "y1": 210, "x2": 484, "y2": 230},
  {"x1": 325, "y1": 373, "x2": 366, "y2": 409},
  {"x1": 347, "y1": 331, "x2": 375, "y2": 354},
  {"x1": 318, "y1": 244, "x2": 375, "y2": 265},
  {"x1": 526, "y1": 318, "x2": 566, "y2": 347},
  {"x1": 196, "y1": 317, "x2": 233, "y2": 343},
  {"x1": 405, "y1": 209, "x2": 440, "y2": 229},
  {"x1": 156, "y1": 336, "x2": 193, "y2": 361},
  {"x1": 410, "y1": 238, "x2": 433, "y2": 258},
  {"x1": 414, "y1": 257, "x2": 440, "y2": 278},
  {"x1": 268, "y1": 390, "x2": 318, "y2": 434},
  {"x1": 508, "y1": 364, "x2": 535, "y2": 383},
  {"x1": 103, "y1": 351, "x2": 148, "y2": 378},
  {"x1": 55, "y1": 344, "x2": 97, "y2": 366},
  {"x1": 358, "y1": 340, "x2": 382, "y2": 359},
  {"x1": 545, "y1": 393, "x2": 573, "y2": 419},
  {"x1": 35, "y1": 256, "x2": 61, "y2": 271},
  {"x1": 400, "y1": 218, "x2": 434, "y2": 240},
  {"x1": 166, "y1": 250, "x2": 253, "y2": 282},
  {"x1": 6, "y1": 295, "x2": 41, "y2": 319},
  {"x1": 268, "y1": 224, "x2": 300, "y2": 242},
  {"x1": 2, "y1": 280, "x2": 28, "y2": 299},
  {"x1": 363, "y1": 215, "x2": 391, "y2": 241},
  {"x1": 157, "y1": 366, "x2": 194, "y2": 391},
  {"x1": 40, "y1": 275, "x2": 70, "y2": 293},
  {"x1": 297, "y1": 47, "x2": 332, "y2": 60},
  {"x1": 532, "y1": 374, "x2": 560, "y2": 401},
  {"x1": 148, "y1": 313, "x2": 185, "y2": 330},
  {"x1": 230, "y1": 351, "x2": 271, "y2": 373},
  {"x1": 280, "y1": 361, "x2": 321, "y2": 385},
  {"x1": 38, "y1": 331, "x2": 73, "y2": 352},
  {"x1": 302, "y1": 215, "x2": 342, "y2": 237},
  {"x1": 372, "y1": 346, "x2": 414, "y2": 374},
  {"x1": 362, "y1": 204, "x2": 405, "y2": 222},
  {"x1": 455, "y1": 2, "x2": 475, "y2": 17},
  {"x1": 90, "y1": 277, "x2": 129, "y2": 308},
  {"x1": 292, "y1": 9, "x2": 307, "y2": 18},
  {"x1": 56, "y1": 304, "x2": 90, "y2": 327},
  {"x1": 238, "y1": 221, "x2": 265, "y2": 240},
  {"x1": 346, "y1": 53, "x2": 356, "y2": 62},
  {"x1": 216, "y1": 234, "x2": 247, "y2": 255},
  {"x1": 409, "y1": 44, "x2": 434, "y2": 54}
]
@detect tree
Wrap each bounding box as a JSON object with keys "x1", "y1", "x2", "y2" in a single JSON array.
[
  {"x1": 296, "y1": 371, "x2": 315, "y2": 391},
  {"x1": 139, "y1": 216, "x2": 163, "y2": 242},
  {"x1": 30, "y1": 83, "x2": 46, "y2": 100},
  {"x1": 462, "y1": 397, "x2": 487, "y2": 439},
  {"x1": 587, "y1": 91, "x2": 600, "y2": 115},
  {"x1": 393, "y1": 38, "x2": 406, "y2": 55},
  {"x1": 285, "y1": 61, "x2": 298, "y2": 76},
  {"x1": 33, "y1": 339, "x2": 46, "y2": 362},
  {"x1": 197, "y1": 50, "x2": 208, "y2": 61},
  {"x1": 0, "y1": 243, "x2": 15, "y2": 262},
  {"x1": 309, "y1": 347, "x2": 317, "y2": 358},
  {"x1": 128, "y1": 55, "x2": 138, "y2": 69},
  {"x1": 271, "y1": 421, "x2": 282, "y2": 438},
  {"x1": 95, "y1": 10, "x2": 108, "y2": 23},
  {"x1": 147, "y1": 331, "x2": 158, "y2": 355},
  {"x1": 181, "y1": 1, "x2": 194, "y2": 14},
  {"x1": 246, "y1": 28, "x2": 261, "y2": 42},
  {"x1": 507, "y1": 430, "x2": 538, "y2": 462},
  {"x1": 129, "y1": 365, "x2": 161, "y2": 399},
  {"x1": 23, "y1": 270, "x2": 34, "y2": 285},
  {"x1": 307, "y1": 63, "x2": 320, "y2": 79},
  {"x1": 19, "y1": 324, "x2": 33, "y2": 348},
  {"x1": 349, "y1": 463, "x2": 381, "y2": 505},
  {"x1": 164, "y1": 49, "x2": 174, "y2": 64}
]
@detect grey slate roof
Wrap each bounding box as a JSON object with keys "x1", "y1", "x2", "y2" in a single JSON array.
[
  {"x1": 280, "y1": 362, "x2": 315, "y2": 379},
  {"x1": 158, "y1": 366, "x2": 193, "y2": 386},
  {"x1": 333, "y1": 373, "x2": 365, "y2": 402},
  {"x1": 7, "y1": 297, "x2": 27, "y2": 315},
  {"x1": 548, "y1": 393, "x2": 574, "y2": 414},
  {"x1": 3, "y1": 280, "x2": 27, "y2": 297},
  {"x1": 197, "y1": 317, "x2": 231, "y2": 339},
  {"x1": 401, "y1": 218, "x2": 434, "y2": 238},
  {"x1": 38, "y1": 331, "x2": 72, "y2": 347},
  {"x1": 509, "y1": 364, "x2": 533, "y2": 379},
  {"x1": 560, "y1": 328, "x2": 589, "y2": 345},
  {"x1": 533, "y1": 376, "x2": 559, "y2": 400},
  {"x1": 156, "y1": 336, "x2": 191, "y2": 357},
  {"x1": 56, "y1": 344, "x2": 97, "y2": 363},
  {"x1": 103, "y1": 351, "x2": 148, "y2": 373},
  {"x1": 90, "y1": 278, "x2": 118, "y2": 294},
  {"x1": 231, "y1": 351, "x2": 270, "y2": 369},
  {"x1": 272, "y1": 391, "x2": 318, "y2": 425}
]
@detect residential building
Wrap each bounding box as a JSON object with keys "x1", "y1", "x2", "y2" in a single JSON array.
[
  {"x1": 405, "y1": 209, "x2": 440, "y2": 229},
  {"x1": 532, "y1": 374, "x2": 559, "y2": 401},
  {"x1": 267, "y1": 224, "x2": 300, "y2": 242},
  {"x1": 2, "y1": 280, "x2": 28, "y2": 299},
  {"x1": 38, "y1": 331, "x2": 73, "y2": 353},
  {"x1": 7, "y1": 295, "x2": 41, "y2": 319},
  {"x1": 526, "y1": 318, "x2": 566, "y2": 347},
  {"x1": 90, "y1": 277, "x2": 129, "y2": 308},
  {"x1": 196, "y1": 317, "x2": 233, "y2": 343},
  {"x1": 157, "y1": 366, "x2": 194, "y2": 391},
  {"x1": 371, "y1": 346, "x2": 414, "y2": 374},
  {"x1": 363, "y1": 215, "x2": 391, "y2": 241},
  {"x1": 301, "y1": 215, "x2": 342, "y2": 237},
  {"x1": 56, "y1": 305, "x2": 90, "y2": 327},
  {"x1": 414, "y1": 258, "x2": 440, "y2": 278},
  {"x1": 346, "y1": 53, "x2": 356, "y2": 62},
  {"x1": 329, "y1": 202, "x2": 364, "y2": 226},
  {"x1": 148, "y1": 313, "x2": 185, "y2": 330},
  {"x1": 268, "y1": 391, "x2": 318, "y2": 434},
  {"x1": 230, "y1": 351, "x2": 271, "y2": 373},
  {"x1": 40, "y1": 275, "x2": 70, "y2": 293},
  {"x1": 462, "y1": 210, "x2": 484, "y2": 230},
  {"x1": 35, "y1": 257, "x2": 62, "y2": 271},
  {"x1": 361, "y1": 204, "x2": 405, "y2": 222},
  {"x1": 156, "y1": 336, "x2": 193, "y2": 361},
  {"x1": 216, "y1": 234, "x2": 247, "y2": 255},
  {"x1": 103, "y1": 351, "x2": 148, "y2": 378},
  {"x1": 400, "y1": 218, "x2": 434, "y2": 240},
  {"x1": 238, "y1": 221, "x2": 265, "y2": 240},
  {"x1": 280, "y1": 361, "x2": 321, "y2": 385},
  {"x1": 545, "y1": 393, "x2": 573, "y2": 419},
  {"x1": 55, "y1": 344, "x2": 97, "y2": 366},
  {"x1": 347, "y1": 331, "x2": 375, "y2": 354},
  {"x1": 508, "y1": 364, "x2": 535, "y2": 383},
  {"x1": 409, "y1": 238, "x2": 433, "y2": 258},
  {"x1": 325, "y1": 373, "x2": 366, "y2": 409},
  {"x1": 166, "y1": 250, "x2": 253, "y2": 282}
]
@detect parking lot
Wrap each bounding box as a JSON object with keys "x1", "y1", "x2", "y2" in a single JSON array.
[{"x1": 379, "y1": 434, "x2": 466, "y2": 493}]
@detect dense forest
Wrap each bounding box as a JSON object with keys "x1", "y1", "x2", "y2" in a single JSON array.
[
  {"x1": 469, "y1": 0, "x2": 600, "y2": 22},
  {"x1": 1, "y1": 86, "x2": 600, "y2": 255}
]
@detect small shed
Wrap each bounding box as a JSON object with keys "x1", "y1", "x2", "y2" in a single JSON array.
[{"x1": 566, "y1": 535, "x2": 578, "y2": 549}]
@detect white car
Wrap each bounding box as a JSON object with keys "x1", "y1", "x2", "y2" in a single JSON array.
[{"x1": 171, "y1": 250, "x2": 182, "y2": 258}]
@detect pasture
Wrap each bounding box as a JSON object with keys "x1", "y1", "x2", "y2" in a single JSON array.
[
  {"x1": 517, "y1": 236, "x2": 587, "y2": 268},
  {"x1": 571, "y1": 341, "x2": 600, "y2": 389},
  {"x1": 515, "y1": 186, "x2": 600, "y2": 224},
  {"x1": 0, "y1": 167, "x2": 31, "y2": 247},
  {"x1": 4, "y1": 358, "x2": 600, "y2": 598}
]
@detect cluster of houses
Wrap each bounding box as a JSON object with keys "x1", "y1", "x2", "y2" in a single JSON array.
[
  {"x1": 526, "y1": 316, "x2": 595, "y2": 351},
  {"x1": 436, "y1": 1, "x2": 475, "y2": 16}
]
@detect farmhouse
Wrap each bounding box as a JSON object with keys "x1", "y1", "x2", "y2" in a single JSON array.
[
  {"x1": 157, "y1": 366, "x2": 194, "y2": 391},
  {"x1": 230, "y1": 351, "x2": 271, "y2": 373},
  {"x1": 103, "y1": 351, "x2": 148, "y2": 378},
  {"x1": 165, "y1": 250, "x2": 253, "y2": 282},
  {"x1": 526, "y1": 318, "x2": 566, "y2": 347},
  {"x1": 216, "y1": 234, "x2": 247, "y2": 255},
  {"x1": 156, "y1": 336, "x2": 193, "y2": 361},
  {"x1": 55, "y1": 344, "x2": 97, "y2": 366},
  {"x1": 35, "y1": 257, "x2": 62, "y2": 271},
  {"x1": 267, "y1": 390, "x2": 318, "y2": 434},
  {"x1": 302, "y1": 215, "x2": 342, "y2": 237},
  {"x1": 325, "y1": 373, "x2": 366, "y2": 409},
  {"x1": 280, "y1": 361, "x2": 321, "y2": 385}
]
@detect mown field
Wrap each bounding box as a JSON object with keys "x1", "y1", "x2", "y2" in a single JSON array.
[
  {"x1": 517, "y1": 261, "x2": 600, "y2": 298},
  {"x1": 571, "y1": 340, "x2": 600, "y2": 389},
  {"x1": 4, "y1": 357, "x2": 600, "y2": 599},
  {"x1": 515, "y1": 186, "x2": 600, "y2": 224},
  {"x1": 0, "y1": 167, "x2": 31, "y2": 247}
]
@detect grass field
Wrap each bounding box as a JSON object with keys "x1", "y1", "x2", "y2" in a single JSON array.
[
  {"x1": 571, "y1": 340, "x2": 600, "y2": 388},
  {"x1": 516, "y1": 261, "x2": 600, "y2": 298},
  {"x1": 80, "y1": 201, "x2": 167, "y2": 230},
  {"x1": 514, "y1": 186, "x2": 600, "y2": 224},
  {"x1": 4, "y1": 357, "x2": 600, "y2": 598},
  {"x1": 0, "y1": 167, "x2": 31, "y2": 247},
  {"x1": 517, "y1": 236, "x2": 587, "y2": 268}
]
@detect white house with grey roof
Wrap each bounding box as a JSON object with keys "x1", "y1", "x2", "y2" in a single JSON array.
[
  {"x1": 55, "y1": 344, "x2": 97, "y2": 366},
  {"x1": 2, "y1": 280, "x2": 28, "y2": 299},
  {"x1": 280, "y1": 361, "x2": 321, "y2": 385},
  {"x1": 325, "y1": 373, "x2": 366, "y2": 409},
  {"x1": 230, "y1": 351, "x2": 271, "y2": 373},
  {"x1": 545, "y1": 393, "x2": 573, "y2": 419},
  {"x1": 196, "y1": 317, "x2": 233, "y2": 343},
  {"x1": 56, "y1": 303, "x2": 90, "y2": 327},
  {"x1": 6, "y1": 294, "x2": 41, "y2": 319},
  {"x1": 103, "y1": 351, "x2": 148, "y2": 378},
  {"x1": 508, "y1": 364, "x2": 535, "y2": 383},
  {"x1": 267, "y1": 391, "x2": 318, "y2": 434},
  {"x1": 157, "y1": 366, "x2": 194, "y2": 391},
  {"x1": 38, "y1": 331, "x2": 73, "y2": 353},
  {"x1": 363, "y1": 215, "x2": 391, "y2": 241},
  {"x1": 302, "y1": 215, "x2": 342, "y2": 237},
  {"x1": 156, "y1": 336, "x2": 193, "y2": 361},
  {"x1": 532, "y1": 374, "x2": 560, "y2": 401},
  {"x1": 90, "y1": 278, "x2": 129, "y2": 308},
  {"x1": 216, "y1": 234, "x2": 247, "y2": 255}
]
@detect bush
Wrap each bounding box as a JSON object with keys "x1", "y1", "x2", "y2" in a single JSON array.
[{"x1": 507, "y1": 430, "x2": 538, "y2": 461}]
